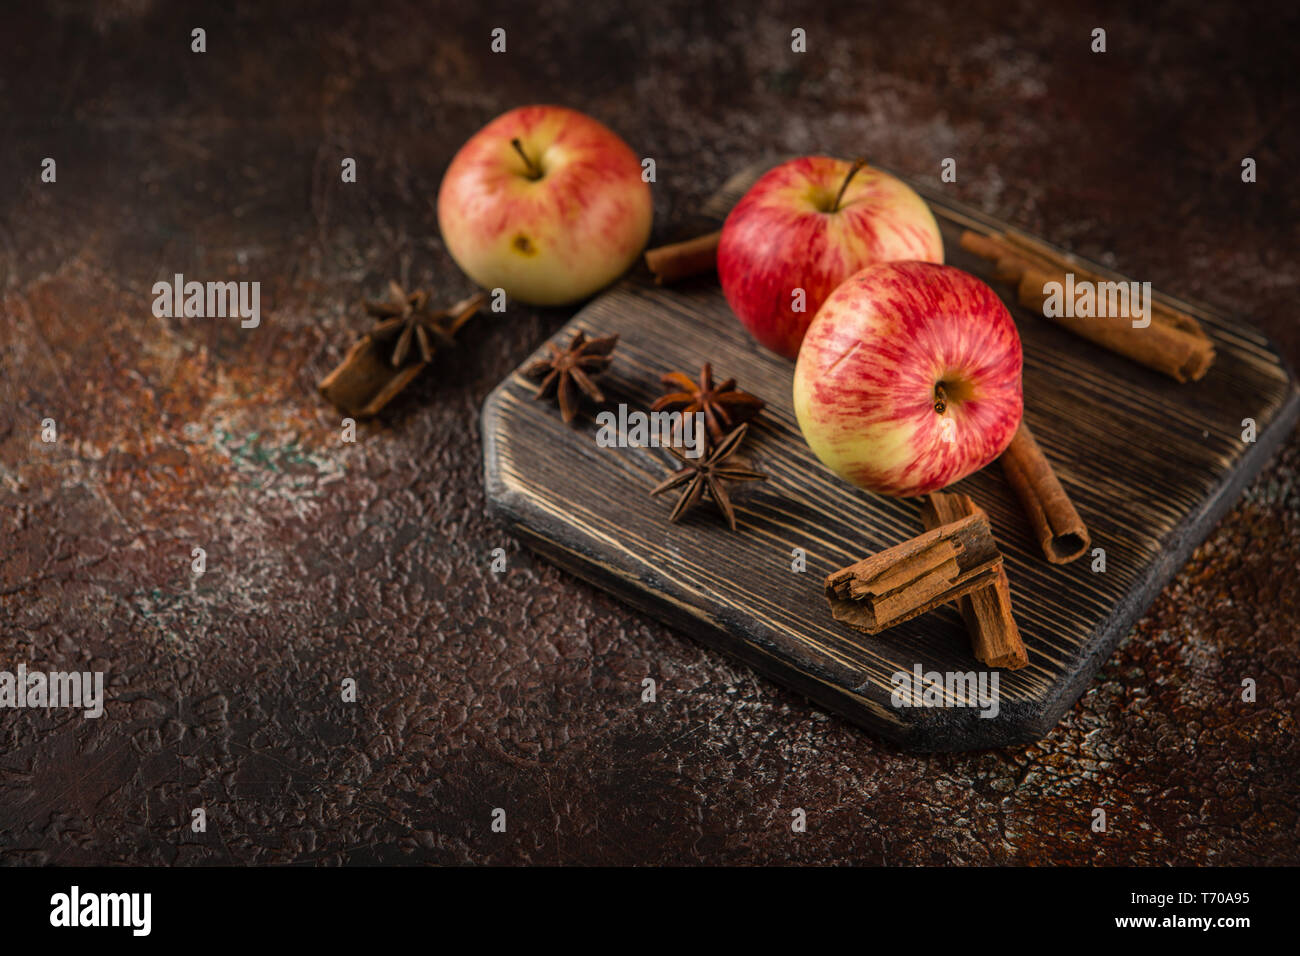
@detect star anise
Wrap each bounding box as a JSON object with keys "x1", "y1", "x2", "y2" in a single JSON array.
[
  {"x1": 524, "y1": 331, "x2": 619, "y2": 424},
  {"x1": 649, "y1": 423, "x2": 766, "y2": 531},
  {"x1": 365, "y1": 280, "x2": 466, "y2": 368},
  {"x1": 652, "y1": 363, "x2": 765, "y2": 444}
]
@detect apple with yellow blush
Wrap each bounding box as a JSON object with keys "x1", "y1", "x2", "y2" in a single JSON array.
[{"x1": 437, "y1": 105, "x2": 653, "y2": 306}]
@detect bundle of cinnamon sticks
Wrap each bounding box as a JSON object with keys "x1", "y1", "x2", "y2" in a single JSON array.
[
  {"x1": 825, "y1": 491, "x2": 1028, "y2": 670},
  {"x1": 822, "y1": 421, "x2": 1091, "y2": 670}
]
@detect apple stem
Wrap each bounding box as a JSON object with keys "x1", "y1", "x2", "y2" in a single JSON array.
[
  {"x1": 934, "y1": 383, "x2": 948, "y2": 415},
  {"x1": 511, "y1": 138, "x2": 542, "y2": 180},
  {"x1": 830, "y1": 158, "x2": 867, "y2": 213}
]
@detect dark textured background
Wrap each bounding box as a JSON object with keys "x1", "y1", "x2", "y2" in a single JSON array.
[{"x1": 1, "y1": 0, "x2": 1297, "y2": 865}]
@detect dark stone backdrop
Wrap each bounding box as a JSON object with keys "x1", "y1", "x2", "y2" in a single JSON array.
[{"x1": 1, "y1": 0, "x2": 1296, "y2": 864}]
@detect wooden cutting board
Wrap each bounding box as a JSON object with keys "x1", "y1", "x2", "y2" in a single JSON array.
[{"x1": 481, "y1": 163, "x2": 1299, "y2": 751}]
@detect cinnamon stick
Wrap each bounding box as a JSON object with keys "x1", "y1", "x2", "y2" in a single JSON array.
[
  {"x1": 318, "y1": 338, "x2": 427, "y2": 418},
  {"x1": 318, "y1": 292, "x2": 484, "y2": 418},
  {"x1": 1000, "y1": 422, "x2": 1090, "y2": 564},
  {"x1": 1016, "y1": 268, "x2": 1213, "y2": 383},
  {"x1": 957, "y1": 231, "x2": 1007, "y2": 264},
  {"x1": 1001, "y1": 231, "x2": 1212, "y2": 338},
  {"x1": 643, "y1": 230, "x2": 721, "y2": 284},
  {"x1": 960, "y1": 229, "x2": 1215, "y2": 382},
  {"x1": 920, "y1": 492, "x2": 1028, "y2": 670},
  {"x1": 825, "y1": 513, "x2": 1002, "y2": 634}
]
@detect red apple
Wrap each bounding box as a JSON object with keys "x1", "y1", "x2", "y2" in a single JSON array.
[
  {"x1": 793, "y1": 261, "x2": 1022, "y2": 497},
  {"x1": 718, "y1": 156, "x2": 943, "y2": 359},
  {"x1": 437, "y1": 105, "x2": 652, "y2": 306}
]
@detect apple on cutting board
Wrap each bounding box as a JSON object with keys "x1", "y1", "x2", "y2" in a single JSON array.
[
  {"x1": 437, "y1": 105, "x2": 653, "y2": 306},
  {"x1": 793, "y1": 261, "x2": 1023, "y2": 498},
  {"x1": 718, "y1": 156, "x2": 944, "y2": 359}
]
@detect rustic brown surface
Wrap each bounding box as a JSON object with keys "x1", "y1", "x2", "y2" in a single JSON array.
[{"x1": 1, "y1": 1, "x2": 1297, "y2": 864}]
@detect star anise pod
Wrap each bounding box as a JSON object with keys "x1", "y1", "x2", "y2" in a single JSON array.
[
  {"x1": 524, "y1": 331, "x2": 619, "y2": 424},
  {"x1": 649, "y1": 423, "x2": 766, "y2": 531},
  {"x1": 365, "y1": 280, "x2": 465, "y2": 368},
  {"x1": 652, "y1": 363, "x2": 765, "y2": 444}
]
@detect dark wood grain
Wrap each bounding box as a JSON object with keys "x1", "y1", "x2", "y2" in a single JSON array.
[{"x1": 482, "y1": 163, "x2": 1300, "y2": 751}]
